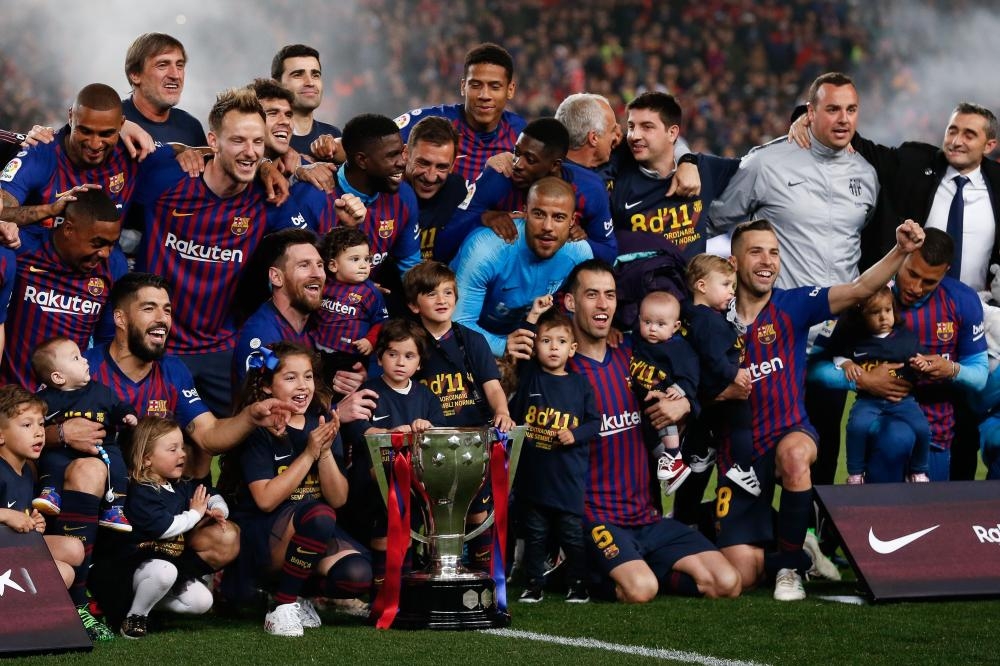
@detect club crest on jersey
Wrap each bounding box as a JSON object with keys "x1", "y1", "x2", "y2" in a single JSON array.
[
  {"x1": 107, "y1": 172, "x2": 125, "y2": 194},
  {"x1": 936, "y1": 321, "x2": 955, "y2": 342},
  {"x1": 849, "y1": 177, "x2": 862, "y2": 197},
  {"x1": 348, "y1": 292, "x2": 362, "y2": 304},
  {"x1": 756, "y1": 323, "x2": 777, "y2": 345},
  {"x1": 603, "y1": 544, "x2": 620, "y2": 560},
  {"x1": 147, "y1": 399, "x2": 169, "y2": 418},
  {"x1": 378, "y1": 218, "x2": 395, "y2": 238},
  {"x1": 87, "y1": 277, "x2": 105, "y2": 297},
  {"x1": 231, "y1": 216, "x2": 251, "y2": 236}
]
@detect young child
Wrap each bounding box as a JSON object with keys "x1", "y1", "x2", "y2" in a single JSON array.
[
  {"x1": 630, "y1": 291, "x2": 700, "y2": 495},
  {"x1": 31, "y1": 336, "x2": 138, "y2": 530},
  {"x1": 402, "y1": 260, "x2": 514, "y2": 570},
  {"x1": 509, "y1": 307, "x2": 600, "y2": 603},
  {"x1": 314, "y1": 226, "x2": 389, "y2": 386},
  {"x1": 827, "y1": 286, "x2": 932, "y2": 484},
  {"x1": 683, "y1": 255, "x2": 759, "y2": 496},
  {"x1": 234, "y1": 342, "x2": 371, "y2": 637},
  {"x1": 341, "y1": 318, "x2": 445, "y2": 589},
  {"x1": 118, "y1": 417, "x2": 229, "y2": 639},
  {"x1": 0, "y1": 386, "x2": 88, "y2": 633}
]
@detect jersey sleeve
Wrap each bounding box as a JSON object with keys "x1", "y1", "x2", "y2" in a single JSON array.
[
  {"x1": 437, "y1": 167, "x2": 512, "y2": 263},
  {"x1": 0, "y1": 144, "x2": 55, "y2": 204},
  {"x1": 132, "y1": 150, "x2": 186, "y2": 206},
  {"x1": 164, "y1": 358, "x2": 210, "y2": 427},
  {"x1": 92, "y1": 249, "x2": 130, "y2": 345},
  {"x1": 569, "y1": 375, "x2": 602, "y2": 444},
  {"x1": 450, "y1": 230, "x2": 509, "y2": 356},
  {"x1": 461, "y1": 325, "x2": 502, "y2": 383},
  {"x1": 240, "y1": 428, "x2": 279, "y2": 485},
  {"x1": 576, "y1": 174, "x2": 617, "y2": 263},
  {"x1": 707, "y1": 151, "x2": 763, "y2": 235}
]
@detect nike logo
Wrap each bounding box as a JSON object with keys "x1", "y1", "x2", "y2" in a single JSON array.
[
  {"x1": 373, "y1": 415, "x2": 390, "y2": 422},
  {"x1": 64, "y1": 526, "x2": 86, "y2": 532},
  {"x1": 172, "y1": 209, "x2": 195, "y2": 217},
  {"x1": 868, "y1": 525, "x2": 939, "y2": 554},
  {"x1": 274, "y1": 454, "x2": 292, "y2": 461},
  {"x1": 787, "y1": 180, "x2": 805, "y2": 187},
  {"x1": 45, "y1": 411, "x2": 61, "y2": 420},
  {"x1": 28, "y1": 266, "x2": 48, "y2": 274},
  {"x1": 623, "y1": 200, "x2": 643, "y2": 210},
  {"x1": 528, "y1": 393, "x2": 542, "y2": 398},
  {"x1": 852, "y1": 352, "x2": 868, "y2": 358},
  {"x1": 6, "y1": 501, "x2": 14, "y2": 508},
  {"x1": 296, "y1": 547, "x2": 319, "y2": 556}
]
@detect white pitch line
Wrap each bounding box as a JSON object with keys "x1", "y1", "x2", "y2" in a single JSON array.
[{"x1": 482, "y1": 628, "x2": 771, "y2": 666}]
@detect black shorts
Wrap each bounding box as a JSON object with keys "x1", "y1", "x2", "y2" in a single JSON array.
[{"x1": 584, "y1": 518, "x2": 715, "y2": 581}]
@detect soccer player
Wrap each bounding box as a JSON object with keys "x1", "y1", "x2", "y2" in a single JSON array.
[
  {"x1": 403, "y1": 117, "x2": 469, "y2": 260},
  {"x1": 809, "y1": 229, "x2": 987, "y2": 482},
  {"x1": 272, "y1": 44, "x2": 342, "y2": 158},
  {"x1": 394, "y1": 43, "x2": 526, "y2": 184},
  {"x1": 0, "y1": 83, "x2": 153, "y2": 228},
  {"x1": 233, "y1": 228, "x2": 325, "y2": 386},
  {"x1": 561, "y1": 259, "x2": 741, "y2": 603},
  {"x1": 308, "y1": 113, "x2": 420, "y2": 289},
  {"x1": 122, "y1": 33, "x2": 206, "y2": 145},
  {"x1": 718, "y1": 218, "x2": 925, "y2": 601},
  {"x1": 439, "y1": 118, "x2": 615, "y2": 264},
  {"x1": 131, "y1": 87, "x2": 301, "y2": 417},
  {"x1": 0, "y1": 188, "x2": 127, "y2": 389},
  {"x1": 451, "y1": 177, "x2": 593, "y2": 357}
]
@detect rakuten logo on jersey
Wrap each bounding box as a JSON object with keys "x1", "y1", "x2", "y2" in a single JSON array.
[
  {"x1": 749, "y1": 356, "x2": 785, "y2": 383},
  {"x1": 600, "y1": 410, "x2": 640, "y2": 437},
  {"x1": 322, "y1": 299, "x2": 357, "y2": 317},
  {"x1": 973, "y1": 523, "x2": 1000, "y2": 544},
  {"x1": 372, "y1": 251, "x2": 388, "y2": 267},
  {"x1": 164, "y1": 233, "x2": 244, "y2": 264},
  {"x1": 24, "y1": 286, "x2": 102, "y2": 315}
]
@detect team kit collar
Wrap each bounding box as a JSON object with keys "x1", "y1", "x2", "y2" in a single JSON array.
[{"x1": 336, "y1": 166, "x2": 380, "y2": 207}]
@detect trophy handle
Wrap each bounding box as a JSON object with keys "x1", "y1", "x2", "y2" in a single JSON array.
[{"x1": 364, "y1": 426, "x2": 526, "y2": 544}]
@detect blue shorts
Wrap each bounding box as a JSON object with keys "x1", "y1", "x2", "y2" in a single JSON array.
[
  {"x1": 584, "y1": 518, "x2": 715, "y2": 581},
  {"x1": 714, "y1": 424, "x2": 817, "y2": 548}
]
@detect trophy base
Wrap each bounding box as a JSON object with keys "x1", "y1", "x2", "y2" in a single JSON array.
[{"x1": 391, "y1": 575, "x2": 511, "y2": 630}]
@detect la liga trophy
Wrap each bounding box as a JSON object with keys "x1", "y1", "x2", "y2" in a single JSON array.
[{"x1": 366, "y1": 426, "x2": 524, "y2": 630}]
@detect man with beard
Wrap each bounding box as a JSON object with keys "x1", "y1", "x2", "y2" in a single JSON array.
[
  {"x1": 439, "y1": 118, "x2": 616, "y2": 264},
  {"x1": 232, "y1": 229, "x2": 324, "y2": 385}
]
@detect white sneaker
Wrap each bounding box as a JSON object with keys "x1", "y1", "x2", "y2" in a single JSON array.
[
  {"x1": 296, "y1": 597, "x2": 322, "y2": 628},
  {"x1": 803, "y1": 531, "x2": 841, "y2": 581},
  {"x1": 725, "y1": 464, "x2": 762, "y2": 496},
  {"x1": 689, "y1": 448, "x2": 717, "y2": 473},
  {"x1": 773, "y1": 568, "x2": 806, "y2": 601},
  {"x1": 265, "y1": 603, "x2": 304, "y2": 637},
  {"x1": 907, "y1": 472, "x2": 930, "y2": 483}
]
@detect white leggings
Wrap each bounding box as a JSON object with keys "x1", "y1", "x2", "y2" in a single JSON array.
[{"x1": 128, "y1": 559, "x2": 213, "y2": 617}]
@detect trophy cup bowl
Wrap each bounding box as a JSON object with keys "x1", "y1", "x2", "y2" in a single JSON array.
[{"x1": 366, "y1": 425, "x2": 524, "y2": 630}]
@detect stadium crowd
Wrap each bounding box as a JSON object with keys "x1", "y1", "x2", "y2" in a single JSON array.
[{"x1": 0, "y1": 0, "x2": 998, "y2": 646}]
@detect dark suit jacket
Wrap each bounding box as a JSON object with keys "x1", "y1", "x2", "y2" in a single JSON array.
[{"x1": 851, "y1": 133, "x2": 1000, "y2": 284}]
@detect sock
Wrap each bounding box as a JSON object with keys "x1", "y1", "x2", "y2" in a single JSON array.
[
  {"x1": 274, "y1": 503, "x2": 336, "y2": 605},
  {"x1": 323, "y1": 553, "x2": 373, "y2": 599},
  {"x1": 660, "y1": 570, "x2": 701, "y2": 597},
  {"x1": 177, "y1": 548, "x2": 215, "y2": 577},
  {"x1": 59, "y1": 490, "x2": 100, "y2": 606},
  {"x1": 129, "y1": 559, "x2": 177, "y2": 616},
  {"x1": 775, "y1": 488, "x2": 812, "y2": 574}
]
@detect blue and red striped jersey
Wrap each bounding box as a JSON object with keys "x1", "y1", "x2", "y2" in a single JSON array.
[
  {"x1": 0, "y1": 127, "x2": 149, "y2": 227},
  {"x1": 899, "y1": 277, "x2": 986, "y2": 449},
  {"x1": 394, "y1": 103, "x2": 527, "y2": 184},
  {"x1": 133, "y1": 159, "x2": 293, "y2": 355},
  {"x1": 313, "y1": 278, "x2": 388, "y2": 354},
  {"x1": 0, "y1": 226, "x2": 127, "y2": 389},
  {"x1": 568, "y1": 341, "x2": 660, "y2": 528},
  {"x1": 233, "y1": 301, "x2": 315, "y2": 386},
  {"x1": 742, "y1": 287, "x2": 832, "y2": 458},
  {"x1": 438, "y1": 161, "x2": 616, "y2": 263},
  {"x1": 85, "y1": 344, "x2": 209, "y2": 428}
]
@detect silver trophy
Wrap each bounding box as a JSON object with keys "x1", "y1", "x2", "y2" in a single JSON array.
[{"x1": 366, "y1": 426, "x2": 524, "y2": 630}]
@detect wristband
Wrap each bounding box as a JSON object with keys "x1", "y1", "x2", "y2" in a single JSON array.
[
  {"x1": 677, "y1": 152, "x2": 699, "y2": 166},
  {"x1": 952, "y1": 361, "x2": 961, "y2": 380},
  {"x1": 57, "y1": 422, "x2": 66, "y2": 446}
]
